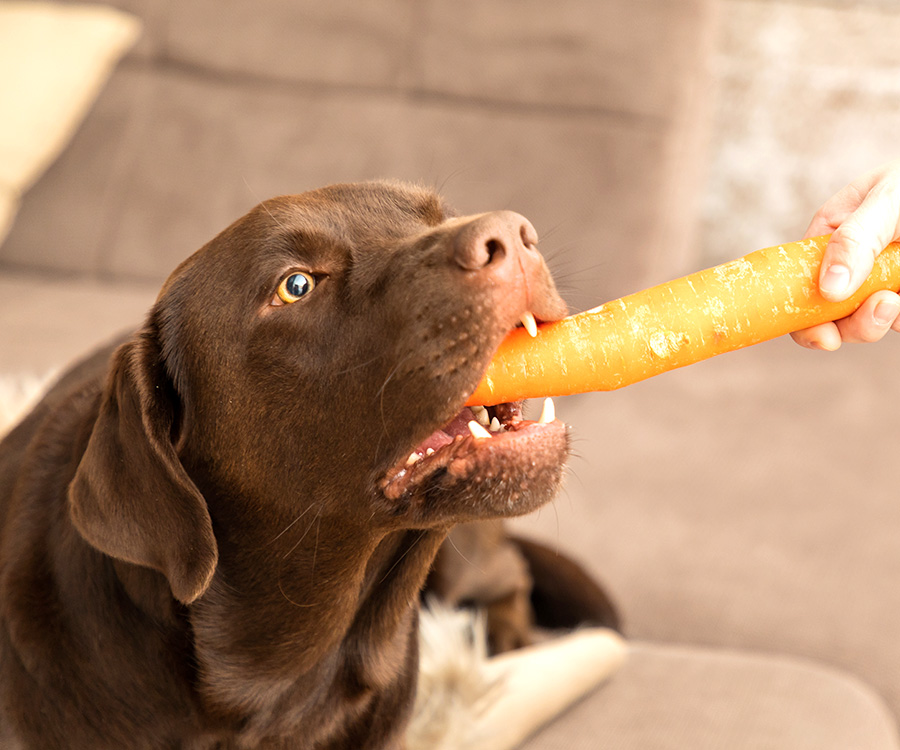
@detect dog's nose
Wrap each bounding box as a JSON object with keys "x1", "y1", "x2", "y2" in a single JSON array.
[{"x1": 452, "y1": 211, "x2": 538, "y2": 271}]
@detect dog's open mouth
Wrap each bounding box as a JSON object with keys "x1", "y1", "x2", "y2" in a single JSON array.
[{"x1": 379, "y1": 398, "x2": 567, "y2": 505}]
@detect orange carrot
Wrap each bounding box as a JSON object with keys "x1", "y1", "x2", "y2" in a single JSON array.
[{"x1": 467, "y1": 235, "x2": 900, "y2": 406}]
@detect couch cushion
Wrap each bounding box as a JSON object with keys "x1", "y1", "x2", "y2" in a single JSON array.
[
  {"x1": 0, "y1": 0, "x2": 715, "y2": 305},
  {"x1": 0, "y1": 1, "x2": 139, "y2": 245},
  {"x1": 522, "y1": 643, "x2": 899, "y2": 750},
  {"x1": 0, "y1": 63, "x2": 697, "y2": 305},
  {"x1": 72, "y1": 0, "x2": 711, "y2": 119},
  {"x1": 0, "y1": 271, "x2": 156, "y2": 376}
]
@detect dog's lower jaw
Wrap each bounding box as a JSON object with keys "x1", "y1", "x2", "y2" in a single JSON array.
[
  {"x1": 187, "y1": 525, "x2": 447, "y2": 746},
  {"x1": 379, "y1": 422, "x2": 570, "y2": 527}
]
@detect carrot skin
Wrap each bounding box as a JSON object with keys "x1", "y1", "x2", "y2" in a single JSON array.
[{"x1": 467, "y1": 235, "x2": 900, "y2": 406}]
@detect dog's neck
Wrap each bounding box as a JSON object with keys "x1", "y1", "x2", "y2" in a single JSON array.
[{"x1": 181, "y1": 479, "x2": 448, "y2": 734}]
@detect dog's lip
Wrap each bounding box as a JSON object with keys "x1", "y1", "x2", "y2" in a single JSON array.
[
  {"x1": 402, "y1": 403, "x2": 522, "y2": 462},
  {"x1": 378, "y1": 290, "x2": 568, "y2": 504},
  {"x1": 378, "y1": 401, "x2": 565, "y2": 502}
]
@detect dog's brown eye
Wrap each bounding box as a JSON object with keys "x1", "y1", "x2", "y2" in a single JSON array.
[{"x1": 275, "y1": 272, "x2": 316, "y2": 305}]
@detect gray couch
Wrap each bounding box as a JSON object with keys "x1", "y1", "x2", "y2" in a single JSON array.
[{"x1": 3, "y1": 1, "x2": 900, "y2": 747}]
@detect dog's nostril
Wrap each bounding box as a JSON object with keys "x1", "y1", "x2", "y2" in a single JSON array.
[
  {"x1": 485, "y1": 238, "x2": 506, "y2": 264},
  {"x1": 452, "y1": 211, "x2": 536, "y2": 271},
  {"x1": 520, "y1": 222, "x2": 539, "y2": 250}
]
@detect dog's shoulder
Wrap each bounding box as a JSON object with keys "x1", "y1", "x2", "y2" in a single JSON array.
[{"x1": 1, "y1": 340, "x2": 116, "y2": 498}]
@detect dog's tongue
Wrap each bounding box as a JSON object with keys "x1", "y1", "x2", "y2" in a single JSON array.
[
  {"x1": 416, "y1": 407, "x2": 477, "y2": 453},
  {"x1": 442, "y1": 407, "x2": 477, "y2": 438}
]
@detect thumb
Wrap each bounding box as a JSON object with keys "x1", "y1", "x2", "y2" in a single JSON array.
[
  {"x1": 817, "y1": 190, "x2": 899, "y2": 302},
  {"x1": 817, "y1": 225, "x2": 876, "y2": 302}
]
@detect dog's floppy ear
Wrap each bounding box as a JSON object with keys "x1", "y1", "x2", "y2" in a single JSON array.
[{"x1": 68, "y1": 326, "x2": 218, "y2": 604}]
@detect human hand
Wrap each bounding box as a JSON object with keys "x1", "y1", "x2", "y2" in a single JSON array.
[{"x1": 791, "y1": 158, "x2": 900, "y2": 350}]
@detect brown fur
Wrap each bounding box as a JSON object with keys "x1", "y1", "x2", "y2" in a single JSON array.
[{"x1": 0, "y1": 181, "x2": 615, "y2": 749}]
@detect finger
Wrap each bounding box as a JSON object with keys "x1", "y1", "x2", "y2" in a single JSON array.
[
  {"x1": 802, "y1": 180, "x2": 867, "y2": 240},
  {"x1": 832, "y1": 290, "x2": 900, "y2": 344},
  {"x1": 815, "y1": 162, "x2": 900, "y2": 302},
  {"x1": 817, "y1": 227, "x2": 875, "y2": 302},
  {"x1": 802, "y1": 162, "x2": 894, "y2": 240},
  {"x1": 790, "y1": 321, "x2": 843, "y2": 351},
  {"x1": 818, "y1": 186, "x2": 900, "y2": 302}
]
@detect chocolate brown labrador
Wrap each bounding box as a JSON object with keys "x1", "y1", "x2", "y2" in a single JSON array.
[{"x1": 0, "y1": 181, "x2": 617, "y2": 749}]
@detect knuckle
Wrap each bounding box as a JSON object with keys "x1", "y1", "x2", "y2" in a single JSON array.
[
  {"x1": 829, "y1": 225, "x2": 881, "y2": 279},
  {"x1": 845, "y1": 319, "x2": 883, "y2": 344},
  {"x1": 834, "y1": 315, "x2": 867, "y2": 344},
  {"x1": 831, "y1": 224, "x2": 868, "y2": 258},
  {"x1": 862, "y1": 331, "x2": 886, "y2": 344}
]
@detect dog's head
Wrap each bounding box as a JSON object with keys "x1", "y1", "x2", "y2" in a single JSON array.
[{"x1": 68, "y1": 181, "x2": 570, "y2": 603}]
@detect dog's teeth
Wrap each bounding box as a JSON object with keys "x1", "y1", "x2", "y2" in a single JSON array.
[
  {"x1": 521, "y1": 312, "x2": 538, "y2": 338},
  {"x1": 406, "y1": 452, "x2": 421, "y2": 466},
  {"x1": 538, "y1": 397, "x2": 555, "y2": 424},
  {"x1": 426, "y1": 448, "x2": 434, "y2": 456},
  {"x1": 472, "y1": 405, "x2": 491, "y2": 427},
  {"x1": 490, "y1": 417, "x2": 501, "y2": 432},
  {"x1": 467, "y1": 420, "x2": 493, "y2": 440}
]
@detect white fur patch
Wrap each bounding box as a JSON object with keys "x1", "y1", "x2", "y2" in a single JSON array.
[
  {"x1": 407, "y1": 601, "x2": 498, "y2": 750},
  {"x1": 410, "y1": 600, "x2": 627, "y2": 750},
  {"x1": 0, "y1": 373, "x2": 54, "y2": 439}
]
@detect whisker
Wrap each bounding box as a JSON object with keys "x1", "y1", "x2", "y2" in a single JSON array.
[
  {"x1": 379, "y1": 531, "x2": 428, "y2": 584},
  {"x1": 445, "y1": 532, "x2": 484, "y2": 575},
  {"x1": 242, "y1": 176, "x2": 293, "y2": 235},
  {"x1": 276, "y1": 578, "x2": 318, "y2": 609},
  {"x1": 373, "y1": 348, "x2": 419, "y2": 453},
  {"x1": 551, "y1": 499, "x2": 561, "y2": 555},
  {"x1": 275, "y1": 504, "x2": 325, "y2": 608},
  {"x1": 433, "y1": 169, "x2": 469, "y2": 197},
  {"x1": 536, "y1": 221, "x2": 568, "y2": 244},
  {"x1": 269, "y1": 503, "x2": 316, "y2": 545},
  {"x1": 282, "y1": 505, "x2": 324, "y2": 560},
  {"x1": 333, "y1": 350, "x2": 388, "y2": 377},
  {"x1": 311, "y1": 513, "x2": 322, "y2": 577}
]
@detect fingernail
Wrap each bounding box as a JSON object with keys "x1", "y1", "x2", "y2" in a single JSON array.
[
  {"x1": 874, "y1": 300, "x2": 900, "y2": 326},
  {"x1": 820, "y1": 263, "x2": 851, "y2": 297}
]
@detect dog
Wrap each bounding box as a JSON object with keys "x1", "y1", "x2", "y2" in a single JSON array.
[{"x1": 0, "y1": 181, "x2": 617, "y2": 748}]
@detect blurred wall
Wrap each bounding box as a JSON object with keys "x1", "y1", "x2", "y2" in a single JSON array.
[{"x1": 701, "y1": 0, "x2": 900, "y2": 263}]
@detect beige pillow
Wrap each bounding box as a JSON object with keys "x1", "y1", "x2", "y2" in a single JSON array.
[{"x1": 0, "y1": 2, "x2": 141, "y2": 245}]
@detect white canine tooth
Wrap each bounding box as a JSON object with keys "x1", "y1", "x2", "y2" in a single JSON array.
[
  {"x1": 467, "y1": 419, "x2": 493, "y2": 440},
  {"x1": 472, "y1": 405, "x2": 491, "y2": 427},
  {"x1": 490, "y1": 416, "x2": 501, "y2": 433},
  {"x1": 538, "y1": 397, "x2": 555, "y2": 424},
  {"x1": 426, "y1": 448, "x2": 435, "y2": 456},
  {"x1": 521, "y1": 311, "x2": 538, "y2": 338},
  {"x1": 406, "y1": 452, "x2": 421, "y2": 466}
]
